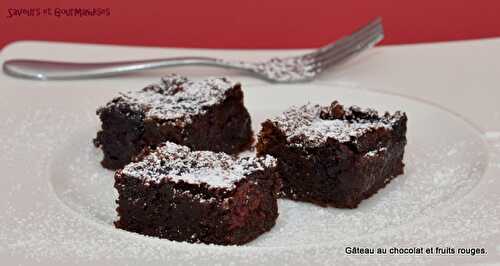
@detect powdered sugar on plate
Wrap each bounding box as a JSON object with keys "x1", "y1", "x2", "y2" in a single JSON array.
[
  {"x1": 0, "y1": 86, "x2": 498, "y2": 266},
  {"x1": 122, "y1": 142, "x2": 276, "y2": 188},
  {"x1": 484, "y1": 131, "x2": 500, "y2": 169}
]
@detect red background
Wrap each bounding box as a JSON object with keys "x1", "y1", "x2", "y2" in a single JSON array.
[{"x1": 1, "y1": 0, "x2": 500, "y2": 49}]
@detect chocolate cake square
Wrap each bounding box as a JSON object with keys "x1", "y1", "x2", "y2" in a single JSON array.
[
  {"x1": 256, "y1": 101, "x2": 407, "y2": 208},
  {"x1": 94, "y1": 75, "x2": 254, "y2": 169},
  {"x1": 114, "y1": 142, "x2": 279, "y2": 245}
]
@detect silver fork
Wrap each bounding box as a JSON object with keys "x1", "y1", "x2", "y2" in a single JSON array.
[{"x1": 2, "y1": 18, "x2": 383, "y2": 82}]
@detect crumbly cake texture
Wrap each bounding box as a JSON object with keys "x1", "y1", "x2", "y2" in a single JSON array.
[
  {"x1": 114, "y1": 142, "x2": 280, "y2": 245},
  {"x1": 256, "y1": 101, "x2": 407, "y2": 208},
  {"x1": 94, "y1": 75, "x2": 254, "y2": 169}
]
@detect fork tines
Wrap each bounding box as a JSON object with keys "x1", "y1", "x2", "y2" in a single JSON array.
[{"x1": 305, "y1": 17, "x2": 384, "y2": 73}]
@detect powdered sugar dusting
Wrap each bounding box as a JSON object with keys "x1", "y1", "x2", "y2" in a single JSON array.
[
  {"x1": 304, "y1": 119, "x2": 389, "y2": 143},
  {"x1": 364, "y1": 147, "x2": 387, "y2": 157},
  {"x1": 219, "y1": 57, "x2": 318, "y2": 82},
  {"x1": 122, "y1": 142, "x2": 276, "y2": 188},
  {"x1": 249, "y1": 57, "x2": 318, "y2": 82},
  {"x1": 485, "y1": 131, "x2": 500, "y2": 169},
  {"x1": 103, "y1": 75, "x2": 237, "y2": 124},
  {"x1": 1, "y1": 90, "x2": 498, "y2": 265},
  {"x1": 271, "y1": 103, "x2": 399, "y2": 148}
]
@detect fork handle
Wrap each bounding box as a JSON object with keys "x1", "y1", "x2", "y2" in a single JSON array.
[{"x1": 2, "y1": 57, "x2": 248, "y2": 80}]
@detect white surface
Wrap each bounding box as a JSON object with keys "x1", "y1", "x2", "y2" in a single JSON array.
[{"x1": 1, "y1": 40, "x2": 500, "y2": 265}]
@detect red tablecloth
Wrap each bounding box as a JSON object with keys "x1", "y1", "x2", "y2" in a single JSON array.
[{"x1": 1, "y1": 0, "x2": 500, "y2": 49}]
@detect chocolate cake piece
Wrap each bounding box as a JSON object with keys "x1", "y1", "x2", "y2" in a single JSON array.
[
  {"x1": 94, "y1": 75, "x2": 253, "y2": 169},
  {"x1": 114, "y1": 142, "x2": 279, "y2": 245},
  {"x1": 256, "y1": 101, "x2": 407, "y2": 208}
]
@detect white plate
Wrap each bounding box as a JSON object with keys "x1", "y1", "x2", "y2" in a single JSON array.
[{"x1": 1, "y1": 41, "x2": 500, "y2": 265}]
